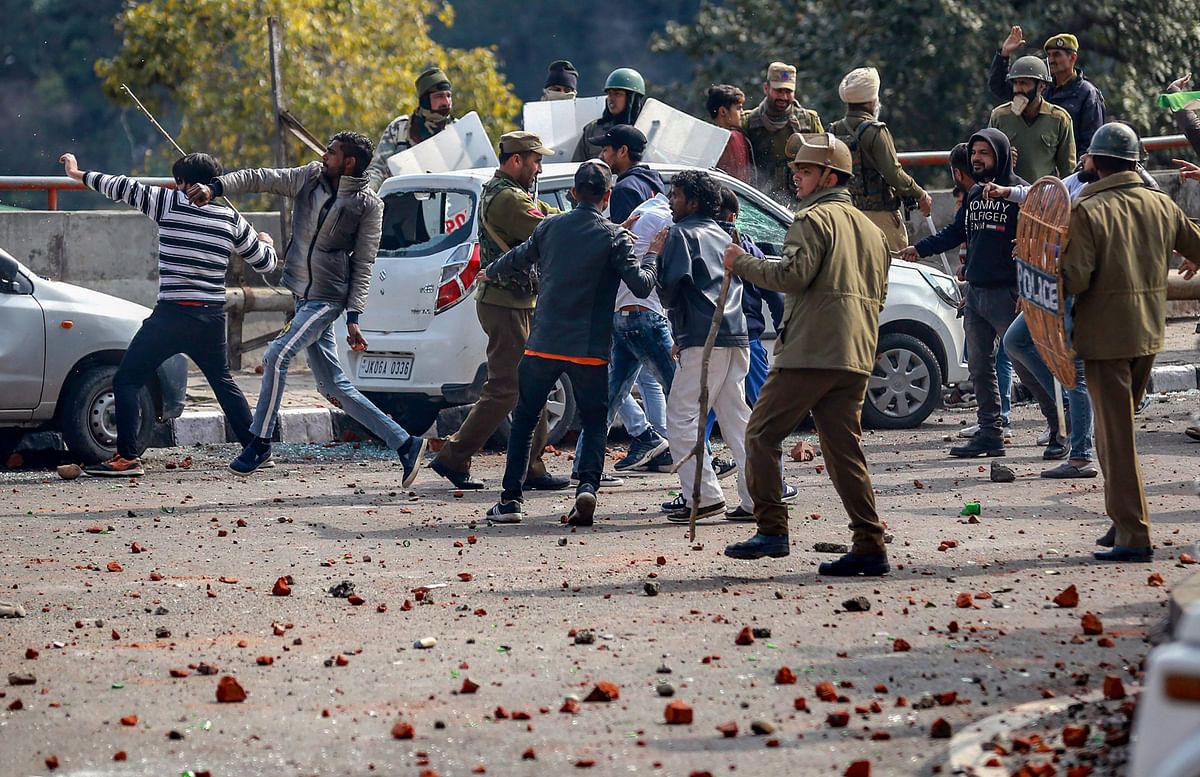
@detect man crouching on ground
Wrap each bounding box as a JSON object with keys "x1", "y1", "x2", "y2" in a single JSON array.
[
  {"x1": 479, "y1": 160, "x2": 658, "y2": 525},
  {"x1": 722, "y1": 133, "x2": 893, "y2": 577}
]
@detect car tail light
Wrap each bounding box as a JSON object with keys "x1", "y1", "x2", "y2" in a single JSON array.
[
  {"x1": 1165, "y1": 673, "x2": 1200, "y2": 702},
  {"x1": 435, "y1": 242, "x2": 481, "y2": 313}
]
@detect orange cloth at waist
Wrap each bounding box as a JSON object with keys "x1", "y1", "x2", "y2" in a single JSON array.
[{"x1": 524, "y1": 349, "x2": 607, "y2": 366}]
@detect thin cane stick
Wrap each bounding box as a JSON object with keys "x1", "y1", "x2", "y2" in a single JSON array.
[
  {"x1": 924, "y1": 215, "x2": 955, "y2": 276},
  {"x1": 1052, "y1": 377, "x2": 1067, "y2": 451},
  {"x1": 688, "y1": 265, "x2": 734, "y2": 543}
]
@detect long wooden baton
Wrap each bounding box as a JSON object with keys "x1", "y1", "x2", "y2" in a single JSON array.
[{"x1": 687, "y1": 264, "x2": 734, "y2": 543}]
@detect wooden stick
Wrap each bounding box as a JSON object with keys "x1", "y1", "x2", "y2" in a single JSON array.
[{"x1": 688, "y1": 265, "x2": 734, "y2": 543}]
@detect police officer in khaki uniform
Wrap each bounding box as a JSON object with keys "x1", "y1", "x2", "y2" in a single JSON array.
[
  {"x1": 1061, "y1": 123, "x2": 1200, "y2": 562},
  {"x1": 430, "y1": 132, "x2": 569, "y2": 492},
  {"x1": 988, "y1": 56, "x2": 1076, "y2": 182},
  {"x1": 722, "y1": 134, "x2": 892, "y2": 577},
  {"x1": 828, "y1": 67, "x2": 931, "y2": 253},
  {"x1": 743, "y1": 62, "x2": 823, "y2": 203}
]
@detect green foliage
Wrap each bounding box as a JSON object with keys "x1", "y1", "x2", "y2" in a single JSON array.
[
  {"x1": 95, "y1": 0, "x2": 523, "y2": 173},
  {"x1": 653, "y1": 0, "x2": 1198, "y2": 160}
]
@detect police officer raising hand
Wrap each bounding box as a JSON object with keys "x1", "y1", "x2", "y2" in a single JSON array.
[{"x1": 1000, "y1": 25, "x2": 1025, "y2": 57}]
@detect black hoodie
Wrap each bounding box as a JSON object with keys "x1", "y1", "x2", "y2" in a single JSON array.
[
  {"x1": 916, "y1": 128, "x2": 1028, "y2": 288},
  {"x1": 610, "y1": 165, "x2": 666, "y2": 223}
]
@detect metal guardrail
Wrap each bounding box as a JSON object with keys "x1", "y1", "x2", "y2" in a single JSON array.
[{"x1": 0, "y1": 133, "x2": 1192, "y2": 207}]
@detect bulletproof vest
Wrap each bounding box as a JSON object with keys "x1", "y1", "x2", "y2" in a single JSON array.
[
  {"x1": 478, "y1": 175, "x2": 537, "y2": 296},
  {"x1": 830, "y1": 117, "x2": 900, "y2": 212}
]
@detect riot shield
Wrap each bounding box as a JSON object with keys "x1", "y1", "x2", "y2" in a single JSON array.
[
  {"x1": 386, "y1": 111, "x2": 498, "y2": 177},
  {"x1": 522, "y1": 96, "x2": 606, "y2": 163},
  {"x1": 635, "y1": 99, "x2": 731, "y2": 169},
  {"x1": 1014, "y1": 176, "x2": 1076, "y2": 388}
]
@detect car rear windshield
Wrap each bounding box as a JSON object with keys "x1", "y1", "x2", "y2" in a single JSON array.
[{"x1": 379, "y1": 189, "x2": 476, "y2": 257}]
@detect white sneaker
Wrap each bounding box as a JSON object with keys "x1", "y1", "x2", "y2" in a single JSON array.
[{"x1": 959, "y1": 423, "x2": 1012, "y2": 441}]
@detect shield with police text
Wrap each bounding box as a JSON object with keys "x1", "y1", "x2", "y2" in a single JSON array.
[
  {"x1": 635, "y1": 99, "x2": 731, "y2": 169},
  {"x1": 1014, "y1": 176, "x2": 1076, "y2": 388},
  {"x1": 522, "y1": 96, "x2": 606, "y2": 163},
  {"x1": 386, "y1": 111, "x2": 499, "y2": 177}
]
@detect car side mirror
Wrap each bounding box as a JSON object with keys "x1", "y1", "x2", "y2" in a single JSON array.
[{"x1": 0, "y1": 250, "x2": 19, "y2": 285}]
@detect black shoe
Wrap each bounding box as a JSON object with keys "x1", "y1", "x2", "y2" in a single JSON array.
[
  {"x1": 645, "y1": 450, "x2": 673, "y2": 472},
  {"x1": 485, "y1": 499, "x2": 523, "y2": 524},
  {"x1": 665, "y1": 501, "x2": 726, "y2": 523},
  {"x1": 1095, "y1": 526, "x2": 1116, "y2": 548},
  {"x1": 430, "y1": 459, "x2": 483, "y2": 490},
  {"x1": 725, "y1": 505, "x2": 755, "y2": 521},
  {"x1": 711, "y1": 456, "x2": 737, "y2": 480},
  {"x1": 818, "y1": 552, "x2": 890, "y2": 577},
  {"x1": 523, "y1": 473, "x2": 571, "y2": 491},
  {"x1": 566, "y1": 486, "x2": 597, "y2": 526},
  {"x1": 1093, "y1": 545, "x2": 1153, "y2": 563},
  {"x1": 1042, "y1": 437, "x2": 1069, "y2": 460},
  {"x1": 948, "y1": 435, "x2": 1005, "y2": 458},
  {"x1": 724, "y1": 532, "x2": 790, "y2": 559}
]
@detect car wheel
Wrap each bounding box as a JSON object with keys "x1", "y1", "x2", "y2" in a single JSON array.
[
  {"x1": 58, "y1": 365, "x2": 155, "y2": 464},
  {"x1": 544, "y1": 374, "x2": 577, "y2": 446},
  {"x1": 864, "y1": 332, "x2": 942, "y2": 429}
]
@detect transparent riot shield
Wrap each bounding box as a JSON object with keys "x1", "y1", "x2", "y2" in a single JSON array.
[
  {"x1": 387, "y1": 111, "x2": 499, "y2": 176},
  {"x1": 635, "y1": 99, "x2": 731, "y2": 169},
  {"x1": 522, "y1": 96, "x2": 606, "y2": 163}
]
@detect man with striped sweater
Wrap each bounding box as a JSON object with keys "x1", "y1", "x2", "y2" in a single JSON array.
[{"x1": 59, "y1": 151, "x2": 277, "y2": 477}]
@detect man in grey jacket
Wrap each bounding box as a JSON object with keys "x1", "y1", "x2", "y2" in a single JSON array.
[
  {"x1": 480, "y1": 160, "x2": 658, "y2": 526},
  {"x1": 187, "y1": 132, "x2": 427, "y2": 484}
]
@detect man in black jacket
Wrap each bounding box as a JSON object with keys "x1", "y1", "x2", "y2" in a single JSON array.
[
  {"x1": 597, "y1": 125, "x2": 667, "y2": 223},
  {"x1": 901, "y1": 128, "x2": 1055, "y2": 458},
  {"x1": 480, "y1": 161, "x2": 658, "y2": 526}
]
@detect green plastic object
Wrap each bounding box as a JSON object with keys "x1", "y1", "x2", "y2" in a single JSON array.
[{"x1": 960, "y1": 501, "x2": 981, "y2": 516}]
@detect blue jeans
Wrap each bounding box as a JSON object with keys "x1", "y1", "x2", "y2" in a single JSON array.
[
  {"x1": 1003, "y1": 312, "x2": 1094, "y2": 460},
  {"x1": 705, "y1": 337, "x2": 770, "y2": 441},
  {"x1": 617, "y1": 368, "x2": 667, "y2": 438},
  {"x1": 575, "y1": 309, "x2": 675, "y2": 459},
  {"x1": 251, "y1": 298, "x2": 411, "y2": 450}
]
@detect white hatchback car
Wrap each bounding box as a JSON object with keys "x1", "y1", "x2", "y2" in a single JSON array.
[{"x1": 337, "y1": 163, "x2": 967, "y2": 440}]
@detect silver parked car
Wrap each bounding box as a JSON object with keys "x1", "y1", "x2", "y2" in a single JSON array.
[{"x1": 0, "y1": 248, "x2": 187, "y2": 463}]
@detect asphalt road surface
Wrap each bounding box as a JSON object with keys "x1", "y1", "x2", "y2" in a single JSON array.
[{"x1": 1, "y1": 393, "x2": 1197, "y2": 777}]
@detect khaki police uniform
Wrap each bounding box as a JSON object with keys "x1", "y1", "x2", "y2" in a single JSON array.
[
  {"x1": 434, "y1": 132, "x2": 560, "y2": 479},
  {"x1": 1062, "y1": 170, "x2": 1200, "y2": 548},
  {"x1": 732, "y1": 183, "x2": 890, "y2": 553},
  {"x1": 742, "y1": 63, "x2": 823, "y2": 202},
  {"x1": 830, "y1": 109, "x2": 926, "y2": 253}
]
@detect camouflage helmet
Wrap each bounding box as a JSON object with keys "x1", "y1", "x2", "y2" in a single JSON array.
[
  {"x1": 1087, "y1": 122, "x2": 1143, "y2": 161},
  {"x1": 1006, "y1": 55, "x2": 1052, "y2": 83},
  {"x1": 789, "y1": 133, "x2": 853, "y2": 176},
  {"x1": 604, "y1": 67, "x2": 646, "y2": 96}
]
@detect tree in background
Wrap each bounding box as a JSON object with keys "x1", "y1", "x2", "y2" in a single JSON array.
[
  {"x1": 653, "y1": 0, "x2": 1197, "y2": 173},
  {"x1": 96, "y1": 0, "x2": 522, "y2": 174}
]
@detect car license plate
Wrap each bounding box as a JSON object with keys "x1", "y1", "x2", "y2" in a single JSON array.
[{"x1": 357, "y1": 355, "x2": 414, "y2": 380}]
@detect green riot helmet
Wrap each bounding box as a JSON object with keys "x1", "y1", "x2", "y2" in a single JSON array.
[
  {"x1": 1006, "y1": 55, "x2": 1052, "y2": 83},
  {"x1": 1087, "y1": 122, "x2": 1143, "y2": 161},
  {"x1": 604, "y1": 67, "x2": 646, "y2": 96}
]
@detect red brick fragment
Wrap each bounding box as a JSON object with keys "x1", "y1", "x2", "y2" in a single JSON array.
[
  {"x1": 169, "y1": 668, "x2": 190, "y2": 678},
  {"x1": 955, "y1": 593, "x2": 973, "y2": 608},
  {"x1": 113, "y1": 751, "x2": 128, "y2": 761},
  {"x1": 391, "y1": 721, "x2": 415, "y2": 739},
  {"x1": 1053, "y1": 585, "x2": 1080, "y2": 608},
  {"x1": 215, "y1": 675, "x2": 246, "y2": 703},
  {"x1": 256, "y1": 656, "x2": 273, "y2": 666},
  {"x1": 1062, "y1": 724, "x2": 1090, "y2": 748},
  {"x1": 458, "y1": 572, "x2": 474, "y2": 581},
  {"x1": 775, "y1": 666, "x2": 797, "y2": 684},
  {"x1": 716, "y1": 721, "x2": 738, "y2": 737},
  {"x1": 460, "y1": 678, "x2": 479, "y2": 694},
  {"x1": 1102, "y1": 675, "x2": 1126, "y2": 700},
  {"x1": 521, "y1": 747, "x2": 536, "y2": 760},
  {"x1": 893, "y1": 638, "x2": 911, "y2": 652},
  {"x1": 25, "y1": 648, "x2": 38, "y2": 660},
  {"x1": 584, "y1": 681, "x2": 620, "y2": 702},
  {"x1": 734, "y1": 626, "x2": 755, "y2": 645},
  {"x1": 826, "y1": 710, "x2": 850, "y2": 728},
  {"x1": 1181, "y1": 553, "x2": 1197, "y2": 565},
  {"x1": 119, "y1": 715, "x2": 138, "y2": 726},
  {"x1": 494, "y1": 705, "x2": 509, "y2": 719},
  {"x1": 930, "y1": 718, "x2": 952, "y2": 738},
  {"x1": 107, "y1": 561, "x2": 123, "y2": 572},
  {"x1": 664, "y1": 700, "x2": 693, "y2": 724},
  {"x1": 793, "y1": 697, "x2": 807, "y2": 711},
  {"x1": 149, "y1": 570, "x2": 164, "y2": 581},
  {"x1": 1081, "y1": 612, "x2": 1104, "y2": 635},
  {"x1": 816, "y1": 681, "x2": 837, "y2": 702},
  {"x1": 347, "y1": 594, "x2": 365, "y2": 605},
  {"x1": 130, "y1": 542, "x2": 145, "y2": 554},
  {"x1": 271, "y1": 577, "x2": 291, "y2": 596},
  {"x1": 844, "y1": 761, "x2": 872, "y2": 777},
  {"x1": 560, "y1": 697, "x2": 579, "y2": 714},
  {"x1": 44, "y1": 756, "x2": 58, "y2": 770},
  {"x1": 1148, "y1": 572, "x2": 1164, "y2": 587}
]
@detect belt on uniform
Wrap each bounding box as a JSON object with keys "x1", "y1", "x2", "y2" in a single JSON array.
[
  {"x1": 618, "y1": 305, "x2": 652, "y2": 315},
  {"x1": 168, "y1": 300, "x2": 224, "y2": 309}
]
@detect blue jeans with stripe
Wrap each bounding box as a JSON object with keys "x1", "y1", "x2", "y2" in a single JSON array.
[{"x1": 250, "y1": 298, "x2": 411, "y2": 450}]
